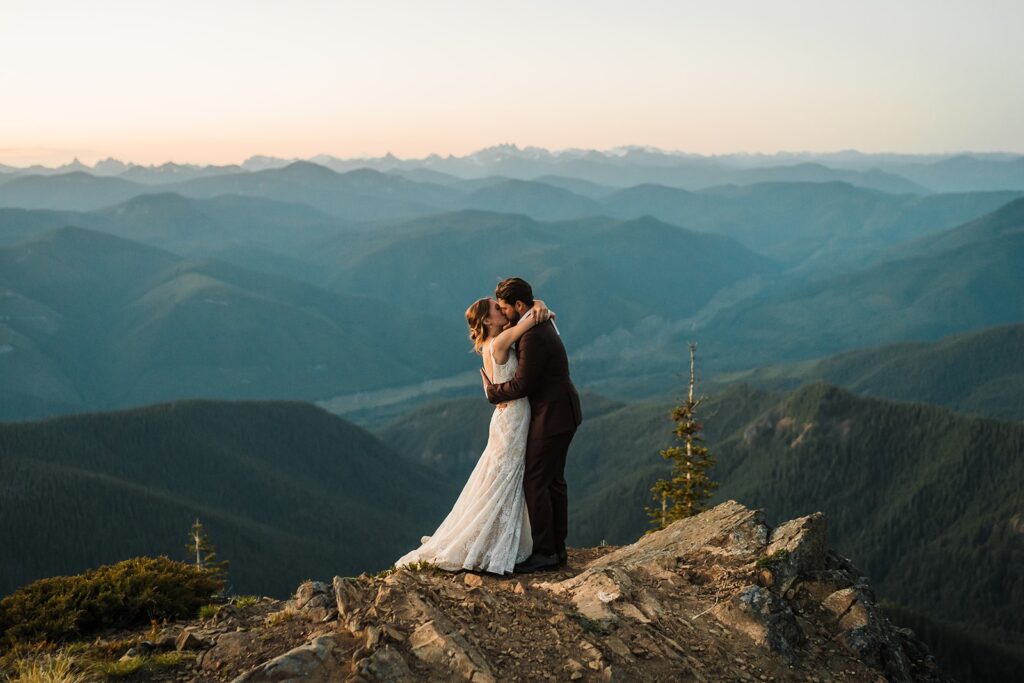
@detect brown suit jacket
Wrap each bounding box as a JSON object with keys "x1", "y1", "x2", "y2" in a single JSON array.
[{"x1": 484, "y1": 319, "x2": 582, "y2": 438}]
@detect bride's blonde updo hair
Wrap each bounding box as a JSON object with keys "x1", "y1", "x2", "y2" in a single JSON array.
[{"x1": 465, "y1": 298, "x2": 491, "y2": 354}]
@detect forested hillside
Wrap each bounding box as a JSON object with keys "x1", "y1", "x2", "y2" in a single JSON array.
[
  {"x1": 0, "y1": 400, "x2": 457, "y2": 598},
  {"x1": 715, "y1": 323, "x2": 1024, "y2": 422}
]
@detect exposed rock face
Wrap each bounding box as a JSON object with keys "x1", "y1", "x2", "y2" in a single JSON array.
[
  {"x1": 764, "y1": 512, "x2": 828, "y2": 590},
  {"x1": 203, "y1": 631, "x2": 257, "y2": 672},
  {"x1": 710, "y1": 584, "x2": 804, "y2": 656},
  {"x1": 232, "y1": 635, "x2": 348, "y2": 682},
  {"x1": 221, "y1": 501, "x2": 948, "y2": 682}
]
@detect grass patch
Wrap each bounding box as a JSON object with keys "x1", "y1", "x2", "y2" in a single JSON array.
[
  {"x1": 197, "y1": 603, "x2": 223, "y2": 620},
  {"x1": 233, "y1": 595, "x2": 260, "y2": 609},
  {"x1": 1, "y1": 651, "x2": 89, "y2": 683},
  {"x1": 405, "y1": 561, "x2": 443, "y2": 574},
  {"x1": 373, "y1": 560, "x2": 443, "y2": 579},
  {"x1": 86, "y1": 650, "x2": 192, "y2": 679},
  {"x1": 147, "y1": 651, "x2": 192, "y2": 668},
  {"x1": 73, "y1": 637, "x2": 136, "y2": 662},
  {"x1": 90, "y1": 656, "x2": 145, "y2": 678},
  {"x1": 371, "y1": 565, "x2": 397, "y2": 579},
  {"x1": 0, "y1": 637, "x2": 194, "y2": 682},
  {"x1": 265, "y1": 611, "x2": 295, "y2": 627}
]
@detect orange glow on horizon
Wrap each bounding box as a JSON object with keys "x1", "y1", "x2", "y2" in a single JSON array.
[{"x1": 2, "y1": 1, "x2": 1022, "y2": 167}]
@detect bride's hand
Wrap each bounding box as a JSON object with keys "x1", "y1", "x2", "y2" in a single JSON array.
[{"x1": 532, "y1": 299, "x2": 555, "y2": 323}]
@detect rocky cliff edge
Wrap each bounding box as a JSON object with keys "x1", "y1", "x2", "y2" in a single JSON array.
[{"x1": 162, "y1": 501, "x2": 948, "y2": 682}]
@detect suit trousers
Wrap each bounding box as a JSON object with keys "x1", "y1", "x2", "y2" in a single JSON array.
[{"x1": 523, "y1": 429, "x2": 576, "y2": 556}]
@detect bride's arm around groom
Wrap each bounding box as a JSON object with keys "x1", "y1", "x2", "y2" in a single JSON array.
[{"x1": 480, "y1": 286, "x2": 582, "y2": 437}]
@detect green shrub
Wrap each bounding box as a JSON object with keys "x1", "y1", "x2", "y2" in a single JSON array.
[{"x1": 0, "y1": 556, "x2": 224, "y2": 647}]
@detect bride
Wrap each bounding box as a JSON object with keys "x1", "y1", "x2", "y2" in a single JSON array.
[{"x1": 394, "y1": 297, "x2": 553, "y2": 575}]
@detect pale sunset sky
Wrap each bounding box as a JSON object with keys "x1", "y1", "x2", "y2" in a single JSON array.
[{"x1": 2, "y1": 0, "x2": 1022, "y2": 166}]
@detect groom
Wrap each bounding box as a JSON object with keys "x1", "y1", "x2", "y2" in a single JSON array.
[{"x1": 481, "y1": 277, "x2": 583, "y2": 573}]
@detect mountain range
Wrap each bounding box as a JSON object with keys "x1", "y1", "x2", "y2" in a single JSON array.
[
  {"x1": 0, "y1": 225, "x2": 466, "y2": 420},
  {"x1": 4, "y1": 160, "x2": 1021, "y2": 274},
  {"x1": 568, "y1": 194, "x2": 1024, "y2": 397},
  {"x1": 305, "y1": 210, "x2": 777, "y2": 345},
  {"x1": 5, "y1": 145, "x2": 1024, "y2": 192},
  {"x1": 1, "y1": 176, "x2": 1022, "y2": 419},
  {"x1": 687, "y1": 197, "x2": 1024, "y2": 371}
]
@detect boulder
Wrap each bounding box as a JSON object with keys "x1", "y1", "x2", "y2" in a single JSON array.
[
  {"x1": 175, "y1": 627, "x2": 211, "y2": 651},
  {"x1": 231, "y1": 635, "x2": 346, "y2": 683},
  {"x1": 762, "y1": 512, "x2": 827, "y2": 590},
  {"x1": 294, "y1": 581, "x2": 329, "y2": 608},
  {"x1": 409, "y1": 619, "x2": 495, "y2": 683},
  {"x1": 550, "y1": 566, "x2": 633, "y2": 622},
  {"x1": 822, "y1": 587, "x2": 858, "y2": 617},
  {"x1": 293, "y1": 580, "x2": 335, "y2": 622},
  {"x1": 202, "y1": 631, "x2": 257, "y2": 672},
  {"x1": 585, "y1": 501, "x2": 770, "y2": 574},
  {"x1": 355, "y1": 645, "x2": 415, "y2": 682},
  {"x1": 153, "y1": 631, "x2": 179, "y2": 650},
  {"x1": 333, "y1": 575, "x2": 368, "y2": 620},
  {"x1": 711, "y1": 585, "x2": 805, "y2": 655}
]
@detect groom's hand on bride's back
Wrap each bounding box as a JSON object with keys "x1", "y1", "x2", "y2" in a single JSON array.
[
  {"x1": 480, "y1": 370, "x2": 508, "y2": 408},
  {"x1": 480, "y1": 369, "x2": 505, "y2": 405},
  {"x1": 480, "y1": 368, "x2": 494, "y2": 395}
]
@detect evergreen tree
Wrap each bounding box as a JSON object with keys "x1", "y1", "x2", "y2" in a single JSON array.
[
  {"x1": 185, "y1": 518, "x2": 229, "y2": 578},
  {"x1": 646, "y1": 343, "x2": 718, "y2": 531}
]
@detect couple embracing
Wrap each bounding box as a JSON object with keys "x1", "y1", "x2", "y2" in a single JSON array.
[{"x1": 396, "y1": 277, "x2": 583, "y2": 575}]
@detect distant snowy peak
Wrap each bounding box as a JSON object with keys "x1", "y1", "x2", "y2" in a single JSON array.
[
  {"x1": 92, "y1": 157, "x2": 133, "y2": 175},
  {"x1": 62, "y1": 157, "x2": 92, "y2": 173},
  {"x1": 464, "y1": 144, "x2": 557, "y2": 164},
  {"x1": 242, "y1": 155, "x2": 296, "y2": 172}
]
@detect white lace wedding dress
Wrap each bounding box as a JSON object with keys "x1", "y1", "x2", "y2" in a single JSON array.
[{"x1": 395, "y1": 339, "x2": 532, "y2": 574}]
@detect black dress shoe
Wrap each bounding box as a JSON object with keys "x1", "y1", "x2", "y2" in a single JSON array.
[
  {"x1": 557, "y1": 548, "x2": 568, "y2": 567},
  {"x1": 514, "y1": 552, "x2": 560, "y2": 574}
]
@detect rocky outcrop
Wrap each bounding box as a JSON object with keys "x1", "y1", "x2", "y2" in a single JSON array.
[
  {"x1": 63, "y1": 502, "x2": 946, "y2": 681},
  {"x1": 219, "y1": 501, "x2": 948, "y2": 682}
]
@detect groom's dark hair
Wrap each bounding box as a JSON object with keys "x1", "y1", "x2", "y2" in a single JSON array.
[{"x1": 495, "y1": 277, "x2": 534, "y2": 308}]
